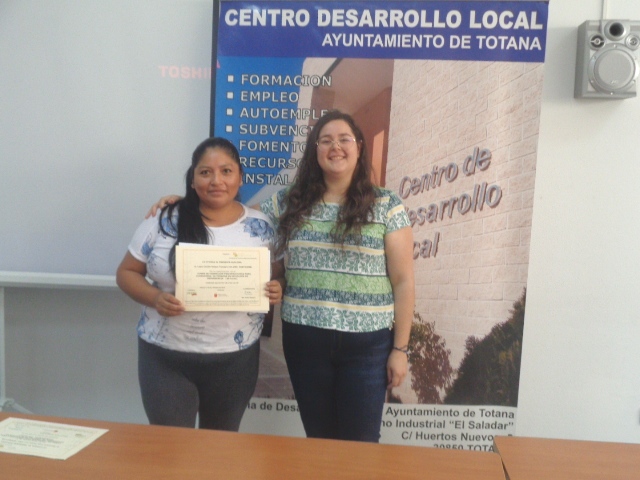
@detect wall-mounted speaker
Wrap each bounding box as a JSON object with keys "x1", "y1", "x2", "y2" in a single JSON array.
[{"x1": 575, "y1": 20, "x2": 640, "y2": 99}]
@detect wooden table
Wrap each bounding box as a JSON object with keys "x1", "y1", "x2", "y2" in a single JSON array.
[
  {"x1": 494, "y1": 435, "x2": 640, "y2": 480},
  {"x1": 0, "y1": 413, "x2": 506, "y2": 479}
]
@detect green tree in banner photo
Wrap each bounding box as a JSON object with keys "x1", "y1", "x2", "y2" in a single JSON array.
[
  {"x1": 444, "y1": 289, "x2": 526, "y2": 407},
  {"x1": 407, "y1": 312, "x2": 454, "y2": 404}
]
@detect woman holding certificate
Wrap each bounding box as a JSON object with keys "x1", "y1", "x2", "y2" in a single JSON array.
[
  {"x1": 116, "y1": 137, "x2": 283, "y2": 431},
  {"x1": 149, "y1": 111, "x2": 414, "y2": 443}
]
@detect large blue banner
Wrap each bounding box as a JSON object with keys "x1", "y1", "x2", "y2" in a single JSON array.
[
  {"x1": 214, "y1": 1, "x2": 548, "y2": 205},
  {"x1": 216, "y1": 0, "x2": 549, "y2": 452},
  {"x1": 218, "y1": 1, "x2": 547, "y2": 61}
]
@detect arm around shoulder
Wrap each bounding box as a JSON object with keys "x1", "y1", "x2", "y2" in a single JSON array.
[{"x1": 145, "y1": 195, "x2": 182, "y2": 219}]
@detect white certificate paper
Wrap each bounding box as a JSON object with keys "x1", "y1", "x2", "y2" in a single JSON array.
[
  {"x1": 175, "y1": 244, "x2": 271, "y2": 313},
  {"x1": 0, "y1": 417, "x2": 108, "y2": 460}
]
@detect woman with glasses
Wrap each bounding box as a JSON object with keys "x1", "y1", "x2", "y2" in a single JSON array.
[
  {"x1": 260, "y1": 110, "x2": 414, "y2": 443},
  {"x1": 147, "y1": 111, "x2": 414, "y2": 442}
]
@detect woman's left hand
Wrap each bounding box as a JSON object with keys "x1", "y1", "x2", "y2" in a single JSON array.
[
  {"x1": 387, "y1": 349, "x2": 409, "y2": 390},
  {"x1": 265, "y1": 279, "x2": 283, "y2": 305},
  {"x1": 145, "y1": 194, "x2": 182, "y2": 219}
]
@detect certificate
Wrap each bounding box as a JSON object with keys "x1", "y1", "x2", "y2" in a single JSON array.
[
  {"x1": 0, "y1": 417, "x2": 108, "y2": 460},
  {"x1": 175, "y1": 244, "x2": 271, "y2": 312}
]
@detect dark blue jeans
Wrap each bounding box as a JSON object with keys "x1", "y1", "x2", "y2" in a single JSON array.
[{"x1": 282, "y1": 321, "x2": 392, "y2": 443}]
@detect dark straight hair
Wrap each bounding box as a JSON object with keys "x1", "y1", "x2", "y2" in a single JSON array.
[{"x1": 160, "y1": 137, "x2": 243, "y2": 272}]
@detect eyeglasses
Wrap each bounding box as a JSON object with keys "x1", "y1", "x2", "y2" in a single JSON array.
[{"x1": 316, "y1": 137, "x2": 357, "y2": 150}]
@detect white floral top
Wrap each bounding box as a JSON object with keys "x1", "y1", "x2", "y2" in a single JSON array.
[
  {"x1": 261, "y1": 187, "x2": 410, "y2": 332},
  {"x1": 127, "y1": 205, "x2": 275, "y2": 353}
]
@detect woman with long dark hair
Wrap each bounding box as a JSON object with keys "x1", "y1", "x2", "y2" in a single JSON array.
[
  {"x1": 147, "y1": 111, "x2": 414, "y2": 442},
  {"x1": 117, "y1": 137, "x2": 283, "y2": 431},
  {"x1": 260, "y1": 110, "x2": 414, "y2": 442}
]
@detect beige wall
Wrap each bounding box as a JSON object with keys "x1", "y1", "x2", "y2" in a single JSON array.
[
  {"x1": 353, "y1": 86, "x2": 392, "y2": 185},
  {"x1": 386, "y1": 60, "x2": 543, "y2": 384}
]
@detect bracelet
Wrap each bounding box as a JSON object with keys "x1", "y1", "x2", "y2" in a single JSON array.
[{"x1": 392, "y1": 346, "x2": 409, "y2": 355}]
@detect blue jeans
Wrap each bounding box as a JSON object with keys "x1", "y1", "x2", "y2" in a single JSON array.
[{"x1": 282, "y1": 321, "x2": 392, "y2": 442}]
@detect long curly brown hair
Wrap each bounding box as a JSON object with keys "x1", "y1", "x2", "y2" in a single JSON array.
[{"x1": 275, "y1": 110, "x2": 376, "y2": 257}]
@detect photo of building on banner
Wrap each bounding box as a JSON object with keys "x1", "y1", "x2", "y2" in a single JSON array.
[{"x1": 212, "y1": 0, "x2": 548, "y2": 450}]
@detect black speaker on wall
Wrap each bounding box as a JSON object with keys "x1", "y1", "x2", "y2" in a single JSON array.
[{"x1": 575, "y1": 19, "x2": 640, "y2": 99}]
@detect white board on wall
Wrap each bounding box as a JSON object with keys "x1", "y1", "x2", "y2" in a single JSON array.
[{"x1": 0, "y1": 0, "x2": 214, "y2": 277}]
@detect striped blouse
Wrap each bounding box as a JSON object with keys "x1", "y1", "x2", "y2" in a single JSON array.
[{"x1": 260, "y1": 187, "x2": 410, "y2": 332}]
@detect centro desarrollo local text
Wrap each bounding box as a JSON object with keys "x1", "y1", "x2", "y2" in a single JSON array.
[{"x1": 223, "y1": 8, "x2": 544, "y2": 31}]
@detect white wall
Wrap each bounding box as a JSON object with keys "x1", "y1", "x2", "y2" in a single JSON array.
[
  {"x1": 3, "y1": 0, "x2": 640, "y2": 444},
  {"x1": 4, "y1": 287, "x2": 146, "y2": 423},
  {"x1": 516, "y1": 0, "x2": 640, "y2": 443}
]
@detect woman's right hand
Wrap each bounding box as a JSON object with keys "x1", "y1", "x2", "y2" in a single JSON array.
[
  {"x1": 117, "y1": 252, "x2": 184, "y2": 316},
  {"x1": 145, "y1": 195, "x2": 182, "y2": 218},
  {"x1": 153, "y1": 291, "x2": 185, "y2": 317}
]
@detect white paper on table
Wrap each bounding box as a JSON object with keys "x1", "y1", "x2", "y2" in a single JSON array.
[{"x1": 0, "y1": 417, "x2": 108, "y2": 460}]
